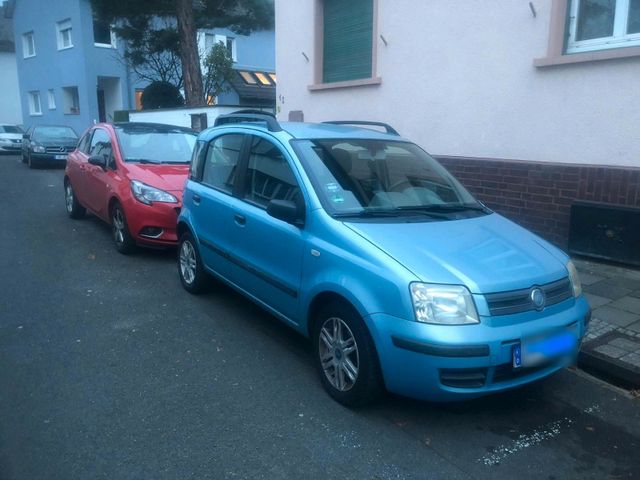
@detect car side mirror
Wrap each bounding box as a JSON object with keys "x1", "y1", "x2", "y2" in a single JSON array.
[
  {"x1": 88, "y1": 155, "x2": 106, "y2": 169},
  {"x1": 267, "y1": 199, "x2": 304, "y2": 227}
]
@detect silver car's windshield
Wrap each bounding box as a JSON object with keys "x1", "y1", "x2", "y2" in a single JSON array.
[{"x1": 292, "y1": 139, "x2": 484, "y2": 218}]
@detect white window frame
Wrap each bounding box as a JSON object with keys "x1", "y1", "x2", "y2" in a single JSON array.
[
  {"x1": 567, "y1": 0, "x2": 640, "y2": 53},
  {"x1": 47, "y1": 89, "x2": 56, "y2": 110},
  {"x1": 93, "y1": 22, "x2": 116, "y2": 48},
  {"x1": 56, "y1": 19, "x2": 73, "y2": 50},
  {"x1": 22, "y1": 31, "x2": 35, "y2": 58},
  {"x1": 28, "y1": 91, "x2": 42, "y2": 116},
  {"x1": 62, "y1": 86, "x2": 80, "y2": 115}
]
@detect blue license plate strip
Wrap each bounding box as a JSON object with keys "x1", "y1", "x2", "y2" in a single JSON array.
[{"x1": 513, "y1": 331, "x2": 576, "y2": 368}]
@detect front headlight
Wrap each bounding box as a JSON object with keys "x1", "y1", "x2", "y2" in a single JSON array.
[
  {"x1": 130, "y1": 180, "x2": 178, "y2": 205},
  {"x1": 410, "y1": 283, "x2": 479, "y2": 325},
  {"x1": 566, "y1": 261, "x2": 582, "y2": 297},
  {"x1": 32, "y1": 143, "x2": 45, "y2": 153}
]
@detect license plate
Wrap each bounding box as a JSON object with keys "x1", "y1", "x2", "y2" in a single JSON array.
[
  {"x1": 55, "y1": 154, "x2": 68, "y2": 160},
  {"x1": 513, "y1": 331, "x2": 576, "y2": 368}
]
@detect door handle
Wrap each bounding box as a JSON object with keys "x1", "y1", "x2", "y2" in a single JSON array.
[
  {"x1": 234, "y1": 214, "x2": 246, "y2": 226},
  {"x1": 192, "y1": 194, "x2": 201, "y2": 205}
]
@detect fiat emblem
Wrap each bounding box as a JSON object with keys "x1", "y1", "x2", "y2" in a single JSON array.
[{"x1": 530, "y1": 288, "x2": 545, "y2": 310}]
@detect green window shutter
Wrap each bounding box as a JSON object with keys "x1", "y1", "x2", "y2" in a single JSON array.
[{"x1": 322, "y1": 0, "x2": 373, "y2": 83}]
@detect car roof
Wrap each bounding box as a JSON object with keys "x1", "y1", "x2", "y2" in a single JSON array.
[
  {"x1": 279, "y1": 122, "x2": 408, "y2": 141},
  {"x1": 112, "y1": 122, "x2": 195, "y2": 133}
]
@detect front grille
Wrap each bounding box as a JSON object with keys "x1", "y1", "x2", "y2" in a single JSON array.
[
  {"x1": 440, "y1": 368, "x2": 487, "y2": 388},
  {"x1": 485, "y1": 277, "x2": 572, "y2": 316},
  {"x1": 45, "y1": 146, "x2": 74, "y2": 153}
]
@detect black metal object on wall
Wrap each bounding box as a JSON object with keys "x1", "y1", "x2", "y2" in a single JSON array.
[{"x1": 569, "y1": 202, "x2": 640, "y2": 266}]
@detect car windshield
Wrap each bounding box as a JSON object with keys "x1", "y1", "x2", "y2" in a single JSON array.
[
  {"x1": 0, "y1": 125, "x2": 23, "y2": 134},
  {"x1": 33, "y1": 126, "x2": 77, "y2": 142},
  {"x1": 292, "y1": 139, "x2": 486, "y2": 219},
  {"x1": 116, "y1": 126, "x2": 196, "y2": 164}
]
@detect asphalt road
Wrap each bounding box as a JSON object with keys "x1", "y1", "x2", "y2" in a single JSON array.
[{"x1": 1, "y1": 155, "x2": 639, "y2": 480}]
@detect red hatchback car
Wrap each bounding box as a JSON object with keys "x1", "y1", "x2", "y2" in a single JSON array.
[{"x1": 64, "y1": 122, "x2": 197, "y2": 253}]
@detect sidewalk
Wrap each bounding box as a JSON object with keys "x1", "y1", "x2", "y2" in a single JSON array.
[{"x1": 574, "y1": 258, "x2": 640, "y2": 388}]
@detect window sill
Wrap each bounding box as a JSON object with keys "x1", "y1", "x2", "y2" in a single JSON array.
[
  {"x1": 534, "y1": 45, "x2": 640, "y2": 67},
  {"x1": 57, "y1": 45, "x2": 74, "y2": 51},
  {"x1": 94, "y1": 43, "x2": 115, "y2": 49},
  {"x1": 308, "y1": 77, "x2": 382, "y2": 91},
  {"x1": 23, "y1": 54, "x2": 36, "y2": 59},
  {"x1": 29, "y1": 113, "x2": 42, "y2": 116}
]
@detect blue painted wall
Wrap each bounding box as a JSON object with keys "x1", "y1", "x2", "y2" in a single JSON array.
[{"x1": 13, "y1": 0, "x2": 132, "y2": 135}]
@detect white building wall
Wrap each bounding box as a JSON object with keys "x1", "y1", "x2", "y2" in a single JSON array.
[
  {"x1": 276, "y1": 0, "x2": 640, "y2": 168},
  {"x1": 0, "y1": 51, "x2": 23, "y2": 124}
]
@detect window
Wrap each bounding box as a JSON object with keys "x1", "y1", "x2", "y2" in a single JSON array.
[
  {"x1": 134, "y1": 89, "x2": 144, "y2": 111},
  {"x1": 78, "y1": 131, "x2": 92, "y2": 154},
  {"x1": 204, "y1": 33, "x2": 237, "y2": 61},
  {"x1": 93, "y1": 19, "x2": 115, "y2": 47},
  {"x1": 244, "y1": 136, "x2": 301, "y2": 209},
  {"x1": 89, "y1": 129, "x2": 114, "y2": 168},
  {"x1": 47, "y1": 89, "x2": 56, "y2": 110},
  {"x1": 202, "y1": 134, "x2": 244, "y2": 193},
  {"x1": 22, "y1": 32, "x2": 35, "y2": 58},
  {"x1": 62, "y1": 86, "x2": 80, "y2": 114},
  {"x1": 239, "y1": 71, "x2": 258, "y2": 84},
  {"x1": 322, "y1": 0, "x2": 374, "y2": 83},
  {"x1": 567, "y1": 0, "x2": 640, "y2": 53},
  {"x1": 28, "y1": 91, "x2": 42, "y2": 116},
  {"x1": 56, "y1": 19, "x2": 73, "y2": 50}
]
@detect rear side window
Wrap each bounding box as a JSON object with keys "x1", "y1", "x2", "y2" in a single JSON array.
[
  {"x1": 201, "y1": 134, "x2": 243, "y2": 194},
  {"x1": 190, "y1": 140, "x2": 207, "y2": 181}
]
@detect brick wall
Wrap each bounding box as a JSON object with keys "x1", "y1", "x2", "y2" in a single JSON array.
[{"x1": 437, "y1": 156, "x2": 640, "y2": 249}]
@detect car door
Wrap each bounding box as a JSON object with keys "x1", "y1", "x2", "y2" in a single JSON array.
[
  {"x1": 67, "y1": 129, "x2": 93, "y2": 205},
  {"x1": 229, "y1": 134, "x2": 306, "y2": 323},
  {"x1": 187, "y1": 133, "x2": 248, "y2": 282},
  {"x1": 83, "y1": 128, "x2": 114, "y2": 218}
]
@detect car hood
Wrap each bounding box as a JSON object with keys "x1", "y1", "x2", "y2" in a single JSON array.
[
  {"x1": 344, "y1": 213, "x2": 568, "y2": 294},
  {"x1": 0, "y1": 133, "x2": 23, "y2": 141},
  {"x1": 125, "y1": 163, "x2": 190, "y2": 194},
  {"x1": 38, "y1": 140, "x2": 78, "y2": 147}
]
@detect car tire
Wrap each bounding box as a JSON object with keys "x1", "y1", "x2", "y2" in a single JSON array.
[
  {"x1": 64, "y1": 179, "x2": 86, "y2": 219},
  {"x1": 313, "y1": 301, "x2": 384, "y2": 407},
  {"x1": 178, "y1": 231, "x2": 208, "y2": 294},
  {"x1": 110, "y1": 202, "x2": 136, "y2": 254}
]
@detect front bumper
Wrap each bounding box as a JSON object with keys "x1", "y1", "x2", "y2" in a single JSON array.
[
  {"x1": 30, "y1": 152, "x2": 69, "y2": 163},
  {"x1": 0, "y1": 144, "x2": 22, "y2": 153},
  {"x1": 364, "y1": 296, "x2": 590, "y2": 401},
  {"x1": 121, "y1": 196, "x2": 181, "y2": 247}
]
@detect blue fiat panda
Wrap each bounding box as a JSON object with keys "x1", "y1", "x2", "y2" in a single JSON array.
[{"x1": 177, "y1": 111, "x2": 590, "y2": 406}]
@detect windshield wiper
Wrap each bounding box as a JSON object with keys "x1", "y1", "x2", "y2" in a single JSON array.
[
  {"x1": 400, "y1": 203, "x2": 490, "y2": 213},
  {"x1": 332, "y1": 209, "x2": 402, "y2": 218},
  {"x1": 126, "y1": 158, "x2": 161, "y2": 164}
]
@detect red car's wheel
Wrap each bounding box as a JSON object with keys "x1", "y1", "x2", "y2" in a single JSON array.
[{"x1": 111, "y1": 202, "x2": 136, "y2": 254}]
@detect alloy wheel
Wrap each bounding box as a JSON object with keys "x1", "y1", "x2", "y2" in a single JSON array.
[
  {"x1": 112, "y1": 208, "x2": 125, "y2": 246},
  {"x1": 65, "y1": 184, "x2": 74, "y2": 213},
  {"x1": 179, "y1": 240, "x2": 197, "y2": 285},
  {"x1": 318, "y1": 317, "x2": 360, "y2": 392}
]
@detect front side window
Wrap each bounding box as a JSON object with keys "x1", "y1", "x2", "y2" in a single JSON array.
[
  {"x1": 201, "y1": 134, "x2": 244, "y2": 194},
  {"x1": 22, "y1": 32, "x2": 35, "y2": 58},
  {"x1": 115, "y1": 125, "x2": 196, "y2": 164},
  {"x1": 293, "y1": 139, "x2": 485, "y2": 221},
  {"x1": 56, "y1": 19, "x2": 73, "y2": 50},
  {"x1": 244, "y1": 136, "x2": 301, "y2": 209},
  {"x1": 89, "y1": 129, "x2": 113, "y2": 166},
  {"x1": 567, "y1": 0, "x2": 640, "y2": 53},
  {"x1": 322, "y1": 0, "x2": 373, "y2": 83}
]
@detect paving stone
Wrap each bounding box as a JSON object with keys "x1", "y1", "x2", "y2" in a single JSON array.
[
  {"x1": 583, "y1": 280, "x2": 633, "y2": 301},
  {"x1": 619, "y1": 352, "x2": 640, "y2": 368},
  {"x1": 627, "y1": 321, "x2": 640, "y2": 333},
  {"x1": 592, "y1": 305, "x2": 640, "y2": 327},
  {"x1": 594, "y1": 344, "x2": 627, "y2": 359},
  {"x1": 577, "y1": 271, "x2": 606, "y2": 286},
  {"x1": 609, "y1": 296, "x2": 640, "y2": 315},
  {"x1": 605, "y1": 277, "x2": 640, "y2": 292},
  {"x1": 608, "y1": 337, "x2": 640, "y2": 353},
  {"x1": 583, "y1": 292, "x2": 611, "y2": 309}
]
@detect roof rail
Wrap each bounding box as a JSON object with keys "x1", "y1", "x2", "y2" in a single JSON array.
[
  {"x1": 214, "y1": 109, "x2": 282, "y2": 132},
  {"x1": 322, "y1": 121, "x2": 399, "y2": 136}
]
